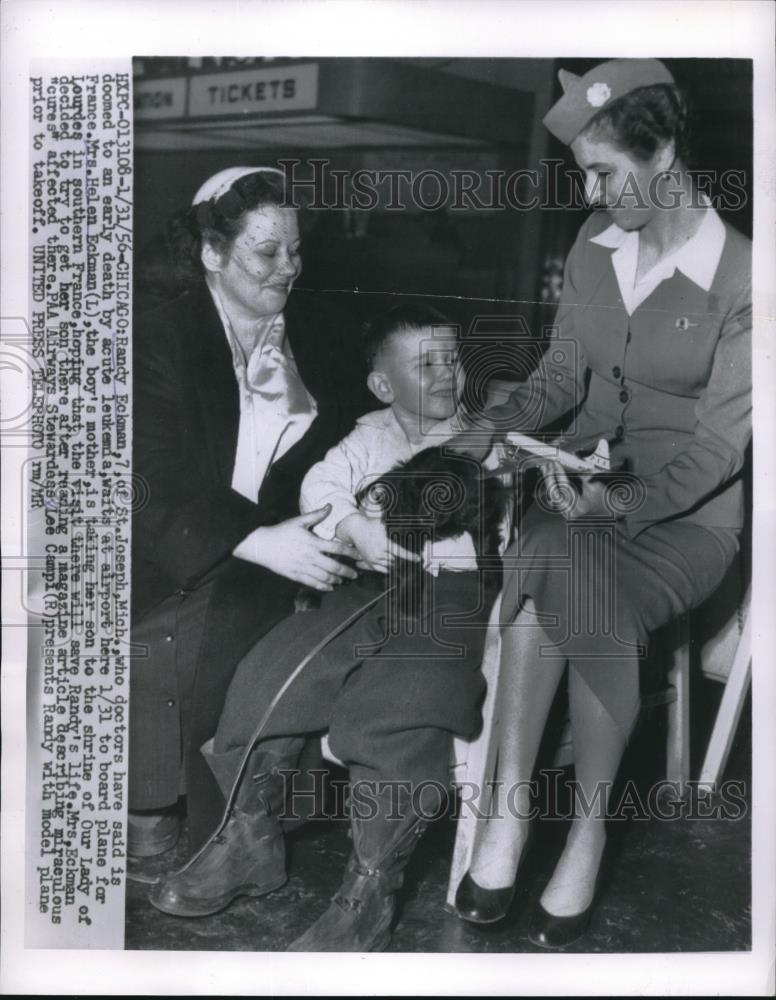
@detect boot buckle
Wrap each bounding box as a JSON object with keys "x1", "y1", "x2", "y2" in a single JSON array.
[
  {"x1": 334, "y1": 892, "x2": 364, "y2": 913},
  {"x1": 351, "y1": 861, "x2": 381, "y2": 879}
]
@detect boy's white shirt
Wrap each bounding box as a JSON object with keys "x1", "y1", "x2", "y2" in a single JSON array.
[{"x1": 300, "y1": 407, "x2": 510, "y2": 575}]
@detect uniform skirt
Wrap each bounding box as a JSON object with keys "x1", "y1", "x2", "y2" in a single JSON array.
[{"x1": 499, "y1": 504, "x2": 740, "y2": 735}]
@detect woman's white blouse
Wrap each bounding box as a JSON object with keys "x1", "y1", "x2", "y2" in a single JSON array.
[
  {"x1": 589, "y1": 199, "x2": 726, "y2": 315},
  {"x1": 208, "y1": 284, "x2": 317, "y2": 506}
]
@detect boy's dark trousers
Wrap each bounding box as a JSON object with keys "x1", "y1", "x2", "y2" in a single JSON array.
[
  {"x1": 149, "y1": 567, "x2": 501, "y2": 942},
  {"x1": 210, "y1": 568, "x2": 501, "y2": 800}
]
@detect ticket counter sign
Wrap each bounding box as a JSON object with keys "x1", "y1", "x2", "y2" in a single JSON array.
[
  {"x1": 189, "y1": 63, "x2": 318, "y2": 118},
  {"x1": 133, "y1": 64, "x2": 319, "y2": 122}
]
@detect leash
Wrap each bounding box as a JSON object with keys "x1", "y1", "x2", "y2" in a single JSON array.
[{"x1": 128, "y1": 583, "x2": 393, "y2": 885}]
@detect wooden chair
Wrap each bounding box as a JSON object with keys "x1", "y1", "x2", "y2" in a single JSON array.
[{"x1": 698, "y1": 587, "x2": 751, "y2": 790}]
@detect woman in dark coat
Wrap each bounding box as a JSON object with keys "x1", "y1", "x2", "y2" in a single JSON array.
[
  {"x1": 130, "y1": 167, "x2": 373, "y2": 856},
  {"x1": 454, "y1": 60, "x2": 751, "y2": 947}
]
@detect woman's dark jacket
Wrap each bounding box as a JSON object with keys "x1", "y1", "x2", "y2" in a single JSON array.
[{"x1": 130, "y1": 282, "x2": 373, "y2": 847}]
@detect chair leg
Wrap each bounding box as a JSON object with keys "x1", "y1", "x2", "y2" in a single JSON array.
[
  {"x1": 698, "y1": 609, "x2": 751, "y2": 792},
  {"x1": 665, "y1": 615, "x2": 691, "y2": 797},
  {"x1": 446, "y1": 593, "x2": 503, "y2": 909}
]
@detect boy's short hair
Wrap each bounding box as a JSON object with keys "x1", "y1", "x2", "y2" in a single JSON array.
[{"x1": 362, "y1": 303, "x2": 455, "y2": 369}]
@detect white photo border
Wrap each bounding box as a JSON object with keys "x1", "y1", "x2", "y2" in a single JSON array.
[{"x1": 2, "y1": 0, "x2": 774, "y2": 995}]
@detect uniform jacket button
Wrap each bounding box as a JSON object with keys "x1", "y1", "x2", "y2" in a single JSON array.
[
  {"x1": 612, "y1": 365, "x2": 622, "y2": 379},
  {"x1": 619, "y1": 389, "x2": 629, "y2": 403},
  {"x1": 164, "y1": 633, "x2": 174, "y2": 643},
  {"x1": 615, "y1": 424, "x2": 624, "y2": 439},
  {"x1": 166, "y1": 699, "x2": 176, "y2": 708}
]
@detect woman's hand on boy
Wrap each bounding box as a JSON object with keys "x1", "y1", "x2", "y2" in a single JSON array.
[
  {"x1": 336, "y1": 512, "x2": 420, "y2": 573},
  {"x1": 234, "y1": 506, "x2": 360, "y2": 590}
]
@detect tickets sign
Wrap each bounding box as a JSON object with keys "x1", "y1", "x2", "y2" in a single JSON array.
[
  {"x1": 133, "y1": 64, "x2": 319, "y2": 122},
  {"x1": 189, "y1": 63, "x2": 318, "y2": 117}
]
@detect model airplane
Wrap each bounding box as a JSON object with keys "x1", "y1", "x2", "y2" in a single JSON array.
[{"x1": 502, "y1": 431, "x2": 612, "y2": 474}]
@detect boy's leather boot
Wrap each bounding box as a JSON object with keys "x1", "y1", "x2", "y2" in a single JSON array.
[
  {"x1": 287, "y1": 786, "x2": 431, "y2": 952},
  {"x1": 149, "y1": 737, "x2": 303, "y2": 917}
]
